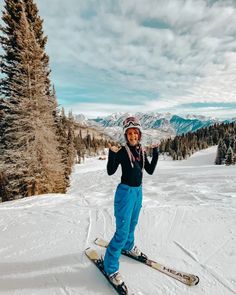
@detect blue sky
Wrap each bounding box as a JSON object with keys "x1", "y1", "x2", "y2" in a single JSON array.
[{"x1": 1, "y1": 0, "x2": 236, "y2": 119}]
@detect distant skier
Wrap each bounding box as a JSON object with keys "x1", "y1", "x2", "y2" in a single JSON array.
[{"x1": 104, "y1": 116, "x2": 159, "y2": 287}]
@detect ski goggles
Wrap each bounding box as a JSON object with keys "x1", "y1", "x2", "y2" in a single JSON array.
[{"x1": 123, "y1": 117, "x2": 141, "y2": 129}]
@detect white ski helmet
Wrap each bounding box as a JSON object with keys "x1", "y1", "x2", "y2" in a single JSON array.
[{"x1": 123, "y1": 116, "x2": 142, "y2": 140}]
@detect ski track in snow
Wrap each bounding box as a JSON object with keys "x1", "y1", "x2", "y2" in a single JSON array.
[
  {"x1": 0, "y1": 146, "x2": 236, "y2": 295},
  {"x1": 174, "y1": 239, "x2": 236, "y2": 294},
  {"x1": 85, "y1": 210, "x2": 92, "y2": 245}
]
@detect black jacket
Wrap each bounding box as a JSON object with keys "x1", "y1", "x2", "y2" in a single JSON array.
[{"x1": 107, "y1": 145, "x2": 158, "y2": 187}]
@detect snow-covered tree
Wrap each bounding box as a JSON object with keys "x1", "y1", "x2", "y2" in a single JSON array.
[
  {"x1": 0, "y1": 3, "x2": 67, "y2": 200},
  {"x1": 215, "y1": 139, "x2": 227, "y2": 165},
  {"x1": 66, "y1": 126, "x2": 76, "y2": 175},
  {"x1": 0, "y1": 0, "x2": 23, "y2": 98},
  {"x1": 160, "y1": 122, "x2": 235, "y2": 162},
  {"x1": 225, "y1": 146, "x2": 234, "y2": 166}
]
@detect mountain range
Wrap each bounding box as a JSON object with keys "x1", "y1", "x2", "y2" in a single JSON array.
[{"x1": 74, "y1": 112, "x2": 235, "y2": 144}]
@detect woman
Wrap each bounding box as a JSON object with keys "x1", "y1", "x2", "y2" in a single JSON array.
[{"x1": 103, "y1": 116, "x2": 159, "y2": 288}]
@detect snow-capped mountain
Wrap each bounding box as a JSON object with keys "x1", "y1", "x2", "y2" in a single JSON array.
[
  {"x1": 90, "y1": 112, "x2": 221, "y2": 134},
  {"x1": 169, "y1": 114, "x2": 217, "y2": 135},
  {"x1": 90, "y1": 112, "x2": 222, "y2": 134},
  {"x1": 74, "y1": 112, "x2": 234, "y2": 144},
  {"x1": 74, "y1": 114, "x2": 102, "y2": 128}
]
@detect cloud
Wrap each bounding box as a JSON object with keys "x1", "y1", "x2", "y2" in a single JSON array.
[
  {"x1": 1, "y1": 0, "x2": 236, "y2": 118},
  {"x1": 64, "y1": 100, "x2": 236, "y2": 120},
  {"x1": 63, "y1": 102, "x2": 143, "y2": 118}
]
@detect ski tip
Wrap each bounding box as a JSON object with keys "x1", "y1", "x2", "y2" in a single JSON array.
[
  {"x1": 194, "y1": 276, "x2": 200, "y2": 285},
  {"x1": 85, "y1": 248, "x2": 101, "y2": 260},
  {"x1": 189, "y1": 275, "x2": 200, "y2": 286},
  {"x1": 187, "y1": 275, "x2": 200, "y2": 286}
]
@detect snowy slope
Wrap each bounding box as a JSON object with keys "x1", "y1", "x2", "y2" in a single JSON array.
[{"x1": 0, "y1": 147, "x2": 236, "y2": 295}]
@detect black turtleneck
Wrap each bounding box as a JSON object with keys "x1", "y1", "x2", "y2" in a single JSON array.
[{"x1": 107, "y1": 144, "x2": 158, "y2": 187}]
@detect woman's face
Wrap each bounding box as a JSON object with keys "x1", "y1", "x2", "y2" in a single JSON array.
[{"x1": 126, "y1": 128, "x2": 140, "y2": 146}]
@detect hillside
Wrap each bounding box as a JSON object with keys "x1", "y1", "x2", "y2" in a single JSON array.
[{"x1": 0, "y1": 147, "x2": 235, "y2": 295}]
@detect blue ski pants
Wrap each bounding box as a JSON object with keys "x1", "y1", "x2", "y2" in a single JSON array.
[{"x1": 103, "y1": 183, "x2": 142, "y2": 275}]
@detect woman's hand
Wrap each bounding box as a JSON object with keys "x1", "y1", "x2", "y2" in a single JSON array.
[{"x1": 108, "y1": 143, "x2": 122, "y2": 153}]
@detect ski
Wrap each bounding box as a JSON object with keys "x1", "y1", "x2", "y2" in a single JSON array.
[
  {"x1": 85, "y1": 247, "x2": 129, "y2": 295},
  {"x1": 94, "y1": 238, "x2": 199, "y2": 287}
]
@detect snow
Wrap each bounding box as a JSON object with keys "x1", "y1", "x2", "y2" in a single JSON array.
[{"x1": 0, "y1": 146, "x2": 236, "y2": 295}]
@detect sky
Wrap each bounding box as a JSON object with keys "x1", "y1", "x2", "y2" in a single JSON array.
[{"x1": 0, "y1": 0, "x2": 236, "y2": 119}]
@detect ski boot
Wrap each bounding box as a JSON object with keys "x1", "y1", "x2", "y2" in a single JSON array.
[
  {"x1": 124, "y1": 245, "x2": 148, "y2": 262},
  {"x1": 108, "y1": 271, "x2": 128, "y2": 295}
]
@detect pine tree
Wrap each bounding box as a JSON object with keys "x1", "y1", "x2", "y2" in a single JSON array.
[
  {"x1": 182, "y1": 145, "x2": 188, "y2": 159},
  {"x1": 56, "y1": 108, "x2": 68, "y2": 166},
  {"x1": 0, "y1": 0, "x2": 23, "y2": 98},
  {"x1": 0, "y1": 3, "x2": 67, "y2": 200},
  {"x1": 233, "y1": 151, "x2": 236, "y2": 165},
  {"x1": 0, "y1": 0, "x2": 58, "y2": 131},
  {"x1": 23, "y1": 0, "x2": 49, "y2": 74},
  {"x1": 160, "y1": 121, "x2": 235, "y2": 162},
  {"x1": 225, "y1": 146, "x2": 234, "y2": 166},
  {"x1": 24, "y1": 0, "x2": 59, "y2": 119},
  {"x1": 232, "y1": 138, "x2": 236, "y2": 154},
  {"x1": 66, "y1": 126, "x2": 76, "y2": 176},
  {"x1": 68, "y1": 110, "x2": 74, "y2": 121},
  {"x1": 215, "y1": 139, "x2": 227, "y2": 165},
  {"x1": 74, "y1": 129, "x2": 86, "y2": 163}
]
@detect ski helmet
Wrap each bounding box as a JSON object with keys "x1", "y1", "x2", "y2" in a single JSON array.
[{"x1": 123, "y1": 116, "x2": 142, "y2": 140}]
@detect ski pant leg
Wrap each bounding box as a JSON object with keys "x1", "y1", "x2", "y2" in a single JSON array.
[
  {"x1": 123, "y1": 186, "x2": 142, "y2": 251},
  {"x1": 103, "y1": 183, "x2": 136, "y2": 275}
]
